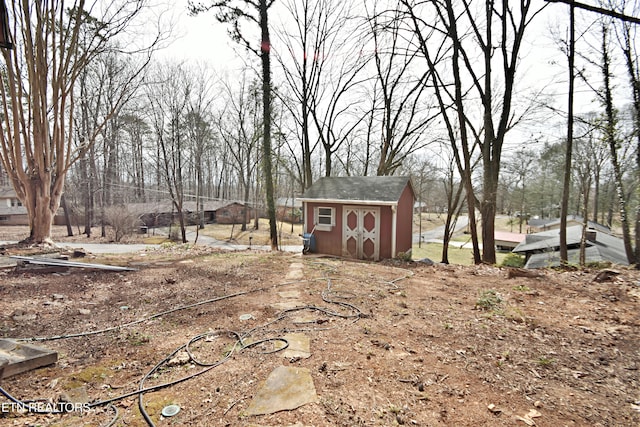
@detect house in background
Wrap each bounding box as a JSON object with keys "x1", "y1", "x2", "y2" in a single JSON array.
[
  {"x1": 299, "y1": 176, "x2": 415, "y2": 261},
  {"x1": 527, "y1": 215, "x2": 611, "y2": 234},
  {"x1": 494, "y1": 231, "x2": 527, "y2": 252},
  {"x1": 512, "y1": 224, "x2": 629, "y2": 268},
  {"x1": 276, "y1": 197, "x2": 303, "y2": 223},
  {"x1": 0, "y1": 187, "x2": 28, "y2": 225},
  {"x1": 128, "y1": 200, "x2": 255, "y2": 228}
]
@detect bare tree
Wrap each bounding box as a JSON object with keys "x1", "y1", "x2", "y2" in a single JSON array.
[
  {"x1": 273, "y1": 0, "x2": 352, "y2": 188},
  {"x1": 403, "y1": 0, "x2": 482, "y2": 263},
  {"x1": 216, "y1": 72, "x2": 262, "y2": 232},
  {"x1": 147, "y1": 63, "x2": 192, "y2": 243},
  {"x1": 504, "y1": 148, "x2": 537, "y2": 233},
  {"x1": 402, "y1": 0, "x2": 546, "y2": 264},
  {"x1": 613, "y1": 0, "x2": 640, "y2": 266},
  {"x1": 366, "y1": 4, "x2": 438, "y2": 176},
  {"x1": 598, "y1": 22, "x2": 635, "y2": 263},
  {"x1": 190, "y1": 0, "x2": 279, "y2": 249},
  {"x1": 0, "y1": 1, "x2": 160, "y2": 244}
]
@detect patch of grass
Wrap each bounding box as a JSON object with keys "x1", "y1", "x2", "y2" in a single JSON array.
[
  {"x1": 132, "y1": 393, "x2": 176, "y2": 426},
  {"x1": 199, "y1": 218, "x2": 303, "y2": 245},
  {"x1": 126, "y1": 331, "x2": 150, "y2": 346},
  {"x1": 396, "y1": 251, "x2": 412, "y2": 262},
  {"x1": 536, "y1": 356, "x2": 555, "y2": 366},
  {"x1": 63, "y1": 365, "x2": 110, "y2": 390},
  {"x1": 412, "y1": 242, "x2": 508, "y2": 266},
  {"x1": 143, "y1": 236, "x2": 170, "y2": 244},
  {"x1": 512, "y1": 284, "x2": 531, "y2": 292},
  {"x1": 475, "y1": 290, "x2": 503, "y2": 311}
]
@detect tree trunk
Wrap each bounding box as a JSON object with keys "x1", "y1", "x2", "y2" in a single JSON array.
[
  {"x1": 560, "y1": 4, "x2": 575, "y2": 264},
  {"x1": 61, "y1": 194, "x2": 73, "y2": 237},
  {"x1": 621, "y1": 23, "x2": 640, "y2": 267},
  {"x1": 260, "y1": 0, "x2": 278, "y2": 250},
  {"x1": 601, "y1": 24, "x2": 634, "y2": 264}
]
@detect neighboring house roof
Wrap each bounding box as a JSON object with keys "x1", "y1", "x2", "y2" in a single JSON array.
[
  {"x1": 127, "y1": 200, "x2": 248, "y2": 216},
  {"x1": 494, "y1": 231, "x2": 526, "y2": 244},
  {"x1": 513, "y1": 225, "x2": 629, "y2": 268},
  {"x1": 276, "y1": 197, "x2": 302, "y2": 208},
  {"x1": 299, "y1": 176, "x2": 413, "y2": 204},
  {"x1": 526, "y1": 246, "x2": 608, "y2": 269},
  {"x1": 528, "y1": 215, "x2": 611, "y2": 233},
  {"x1": 0, "y1": 187, "x2": 17, "y2": 199}
]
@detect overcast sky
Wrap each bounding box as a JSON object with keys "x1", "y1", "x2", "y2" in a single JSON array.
[{"x1": 159, "y1": 0, "x2": 633, "y2": 153}]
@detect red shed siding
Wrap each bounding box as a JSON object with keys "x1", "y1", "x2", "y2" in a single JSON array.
[
  {"x1": 305, "y1": 202, "x2": 344, "y2": 257},
  {"x1": 378, "y1": 206, "x2": 393, "y2": 259},
  {"x1": 305, "y1": 201, "x2": 406, "y2": 260},
  {"x1": 396, "y1": 184, "x2": 415, "y2": 254}
]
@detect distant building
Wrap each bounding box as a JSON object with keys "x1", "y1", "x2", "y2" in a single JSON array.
[
  {"x1": 512, "y1": 225, "x2": 628, "y2": 268},
  {"x1": 494, "y1": 231, "x2": 526, "y2": 252},
  {"x1": 276, "y1": 197, "x2": 303, "y2": 223},
  {"x1": 527, "y1": 215, "x2": 611, "y2": 234},
  {"x1": 127, "y1": 200, "x2": 255, "y2": 228},
  {"x1": 0, "y1": 187, "x2": 28, "y2": 225}
]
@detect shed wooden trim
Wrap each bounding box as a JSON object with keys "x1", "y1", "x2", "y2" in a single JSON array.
[{"x1": 297, "y1": 197, "x2": 400, "y2": 207}]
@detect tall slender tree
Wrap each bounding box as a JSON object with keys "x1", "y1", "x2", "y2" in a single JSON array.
[{"x1": 190, "y1": 0, "x2": 279, "y2": 249}]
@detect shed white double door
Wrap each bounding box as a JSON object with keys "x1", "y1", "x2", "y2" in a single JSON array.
[{"x1": 342, "y1": 206, "x2": 380, "y2": 261}]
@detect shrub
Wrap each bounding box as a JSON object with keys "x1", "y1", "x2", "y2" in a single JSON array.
[
  {"x1": 501, "y1": 253, "x2": 525, "y2": 268},
  {"x1": 105, "y1": 206, "x2": 140, "y2": 242}
]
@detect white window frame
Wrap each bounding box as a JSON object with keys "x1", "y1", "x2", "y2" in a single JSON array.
[{"x1": 314, "y1": 206, "x2": 335, "y2": 231}]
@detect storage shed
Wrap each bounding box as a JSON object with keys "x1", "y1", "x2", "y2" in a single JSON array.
[{"x1": 298, "y1": 176, "x2": 415, "y2": 261}]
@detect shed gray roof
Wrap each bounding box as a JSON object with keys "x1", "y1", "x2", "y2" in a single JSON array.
[{"x1": 299, "y1": 176, "x2": 412, "y2": 204}]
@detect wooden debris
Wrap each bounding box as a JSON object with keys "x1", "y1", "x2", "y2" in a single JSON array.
[
  {"x1": 593, "y1": 269, "x2": 620, "y2": 283},
  {"x1": 516, "y1": 415, "x2": 536, "y2": 426},
  {"x1": 507, "y1": 268, "x2": 543, "y2": 279},
  {"x1": 515, "y1": 408, "x2": 542, "y2": 426},
  {"x1": 487, "y1": 403, "x2": 502, "y2": 414}
]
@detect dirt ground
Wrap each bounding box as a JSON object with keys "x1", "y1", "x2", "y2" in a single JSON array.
[{"x1": 0, "y1": 240, "x2": 639, "y2": 426}]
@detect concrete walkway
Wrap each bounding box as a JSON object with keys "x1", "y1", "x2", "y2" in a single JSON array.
[{"x1": 413, "y1": 215, "x2": 469, "y2": 243}]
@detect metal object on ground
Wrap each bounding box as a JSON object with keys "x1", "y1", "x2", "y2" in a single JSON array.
[
  {"x1": 10, "y1": 256, "x2": 136, "y2": 271},
  {"x1": 161, "y1": 404, "x2": 181, "y2": 417}
]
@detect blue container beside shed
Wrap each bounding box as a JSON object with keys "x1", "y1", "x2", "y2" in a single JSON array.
[{"x1": 302, "y1": 233, "x2": 316, "y2": 254}]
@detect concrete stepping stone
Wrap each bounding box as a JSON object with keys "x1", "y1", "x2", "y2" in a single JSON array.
[
  {"x1": 245, "y1": 366, "x2": 318, "y2": 416},
  {"x1": 277, "y1": 290, "x2": 301, "y2": 299},
  {"x1": 271, "y1": 300, "x2": 303, "y2": 310},
  {"x1": 285, "y1": 263, "x2": 304, "y2": 280},
  {"x1": 276, "y1": 333, "x2": 311, "y2": 359}
]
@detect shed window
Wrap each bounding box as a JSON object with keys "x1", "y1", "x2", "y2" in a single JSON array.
[
  {"x1": 0, "y1": 216, "x2": 8, "y2": 222},
  {"x1": 314, "y1": 207, "x2": 335, "y2": 231}
]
